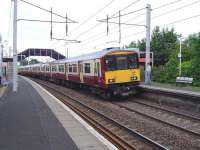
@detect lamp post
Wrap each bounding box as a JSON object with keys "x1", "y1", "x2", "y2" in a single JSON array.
[{"x1": 178, "y1": 34, "x2": 183, "y2": 77}]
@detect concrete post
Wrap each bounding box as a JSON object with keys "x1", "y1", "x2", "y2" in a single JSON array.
[
  {"x1": 0, "y1": 43, "x2": 3, "y2": 81},
  {"x1": 145, "y1": 4, "x2": 151, "y2": 84},
  {"x1": 0, "y1": 33, "x2": 3, "y2": 81},
  {"x1": 13, "y1": 0, "x2": 18, "y2": 92}
]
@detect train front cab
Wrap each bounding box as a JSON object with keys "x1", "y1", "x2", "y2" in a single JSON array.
[{"x1": 103, "y1": 50, "x2": 140, "y2": 97}]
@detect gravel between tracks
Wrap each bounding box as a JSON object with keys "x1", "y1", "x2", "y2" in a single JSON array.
[{"x1": 33, "y1": 78, "x2": 200, "y2": 150}]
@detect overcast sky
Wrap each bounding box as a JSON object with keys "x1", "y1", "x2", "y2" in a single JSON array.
[{"x1": 0, "y1": 0, "x2": 200, "y2": 58}]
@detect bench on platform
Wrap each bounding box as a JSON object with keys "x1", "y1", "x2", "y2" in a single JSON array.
[{"x1": 176, "y1": 77, "x2": 193, "y2": 85}]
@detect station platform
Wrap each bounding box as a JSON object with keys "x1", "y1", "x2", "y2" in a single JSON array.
[
  {"x1": 0, "y1": 76, "x2": 116, "y2": 150},
  {"x1": 139, "y1": 83, "x2": 200, "y2": 98}
]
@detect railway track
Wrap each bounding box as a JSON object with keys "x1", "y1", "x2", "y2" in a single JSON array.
[
  {"x1": 33, "y1": 78, "x2": 169, "y2": 150},
  {"x1": 133, "y1": 99, "x2": 200, "y2": 122},
  {"x1": 113, "y1": 100, "x2": 200, "y2": 137}
]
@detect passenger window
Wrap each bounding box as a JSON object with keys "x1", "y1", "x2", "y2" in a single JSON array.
[
  {"x1": 59, "y1": 65, "x2": 64, "y2": 72},
  {"x1": 97, "y1": 62, "x2": 100, "y2": 77},
  {"x1": 84, "y1": 63, "x2": 90, "y2": 73},
  {"x1": 94, "y1": 63, "x2": 97, "y2": 75},
  {"x1": 52, "y1": 65, "x2": 57, "y2": 72},
  {"x1": 94, "y1": 62, "x2": 100, "y2": 77},
  {"x1": 55, "y1": 66, "x2": 57, "y2": 72},
  {"x1": 72, "y1": 64, "x2": 77, "y2": 73},
  {"x1": 69, "y1": 64, "x2": 72, "y2": 72},
  {"x1": 51, "y1": 66, "x2": 54, "y2": 72},
  {"x1": 65, "y1": 65, "x2": 67, "y2": 72},
  {"x1": 46, "y1": 66, "x2": 49, "y2": 72}
]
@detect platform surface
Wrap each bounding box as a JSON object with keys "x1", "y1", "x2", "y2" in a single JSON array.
[
  {"x1": 0, "y1": 77, "x2": 114, "y2": 150},
  {"x1": 139, "y1": 83, "x2": 200, "y2": 98}
]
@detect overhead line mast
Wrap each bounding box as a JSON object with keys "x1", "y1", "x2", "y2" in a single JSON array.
[
  {"x1": 97, "y1": 4, "x2": 151, "y2": 84},
  {"x1": 12, "y1": 0, "x2": 18, "y2": 92},
  {"x1": 145, "y1": 4, "x2": 151, "y2": 84},
  {"x1": 12, "y1": 0, "x2": 80, "y2": 92}
]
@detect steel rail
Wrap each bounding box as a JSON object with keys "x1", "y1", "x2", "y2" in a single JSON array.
[
  {"x1": 114, "y1": 102, "x2": 200, "y2": 138},
  {"x1": 35, "y1": 80, "x2": 136, "y2": 150},
  {"x1": 33, "y1": 78, "x2": 169, "y2": 150},
  {"x1": 133, "y1": 100, "x2": 200, "y2": 122}
]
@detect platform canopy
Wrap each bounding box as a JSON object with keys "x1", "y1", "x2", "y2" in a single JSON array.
[{"x1": 18, "y1": 48, "x2": 66, "y2": 61}]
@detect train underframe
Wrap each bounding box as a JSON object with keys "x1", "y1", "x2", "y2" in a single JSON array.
[{"x1": 107, "y1": 82, "x2": 139, "y2": 97}]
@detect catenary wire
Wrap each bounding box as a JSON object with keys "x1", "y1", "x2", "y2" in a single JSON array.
[
  {"x1": 20, "y1": 0, "x2": 77, "y2": 23},
  {"x1": 55, "y1": 12, "x2": 146, "y2": 50},
  {"x1": 80, "y1": 12, "x2": 146, "y2": 43},
  {"x1": 76, "y1": 15, "x2": 146, "y2": 48},
  {"x1": 51, "y1": 0, "x2": 189, "y2": 51},
  {"x1": 55, "y1": 0, "x2": 182, "y2": 50},
  {"x1": 49, "y1": 0, "x2": 118, "y2": 48},
  {"x1": 73, "y1": 0, "x2": 142, "y2": 39},
  {"x1": 76, "y1": 12, "x2": 200, "y2": 50},
  {"x1": 50, "y1": 0, "x2": 143, "y2": 49},
  {"x1": 152, "y1": 0, "x2": 200, "y2": 19},
  {"x1": 163, "y1": 13, "x2": 200, "y2": 26},
  {"x1": 153, "y1": 0, "x2": 183, "y2": 10},
  {"x1": 76, "y1": 30, "x2": 145, "y2": 52},
  {"x1": 75, "y1": 6, "x2": 200, "y2": 52},
  {"x1": 69, "y1": 0, "x2": 116, "y2": 34},
  {"x1": 57, "y1": 17, "x2": 145, "y2": 50},
  {"x1": 99, "y1": 7, "x2": 146, "y2": 21}
]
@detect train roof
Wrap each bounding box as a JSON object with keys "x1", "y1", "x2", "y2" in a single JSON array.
[
  {"x1": 18, "y1": 63, "x2": 45, "y2": 68},
  {"x1": 53, "y1": 47, "x2": 139, "y2": 63},
  {"x1": 18, "y1": 47, "x2": 139, "y2": 68}
]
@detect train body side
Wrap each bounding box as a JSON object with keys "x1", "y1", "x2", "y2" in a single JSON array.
[{"x1": 18, "y1": 49, "x2": 141, "y2": 97}]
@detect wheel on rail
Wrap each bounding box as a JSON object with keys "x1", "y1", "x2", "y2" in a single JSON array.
[{"x1": 102, "y1": 91, "x2": 112, "y2": 100}]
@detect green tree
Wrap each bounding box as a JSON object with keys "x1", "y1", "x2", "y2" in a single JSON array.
[
  {"x1": 151, "y1": 26, "x2": 177, "y2": 66},
  {"x1": 185, "y1": 33, "x2": 200, "y2": 86},
  {"x1": 163, "y1": 50, "x2": 179, "y2": 83},
  {"x1": 137, "y1": 39, "x2": 146, "y2": 51},
  {"x1": 126, "y1": 41, "x2": 137, "y2": 48},
  {"x1": 152, "y1": 49, "x2": 179, "y2": 83},
  {"x1": 127, "y1": 26, "x2": 178, "y2": 66},
  {"x1": 125, "y1": 39, "x2": 145, "y2": 51},
  {"x1": 127, "y1": 28, "x2": 200, "y2": 86}
]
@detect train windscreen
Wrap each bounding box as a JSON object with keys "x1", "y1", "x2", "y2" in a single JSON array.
[{"x1": 105, "y1": 53, "x2": 138, "y2": 71}]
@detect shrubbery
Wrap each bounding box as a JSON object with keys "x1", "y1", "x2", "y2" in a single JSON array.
[
  {"x1": 152, "y1": 50, "x2": 179, "y2": 83},
  {"x1": 127, "y1": 27, "x2": 200, "y2": 87}
]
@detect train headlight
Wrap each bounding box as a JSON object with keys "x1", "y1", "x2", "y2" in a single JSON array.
[
  {"x1": 131, "y1": 76, "x2": 137, "y2": 81},
  {"x1": 108, "y1": 78, "x2": 115, "y2": 83}
]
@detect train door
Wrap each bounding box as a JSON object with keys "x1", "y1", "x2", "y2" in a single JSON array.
[
  {"x1": 50, "y1": 64, "x2": 52, "y2": 78},
  {"x1": 65, "y1": 63, "x2": 68, "y2": 80},
  {"x1": 79, "y1": 62, "x2": 84, "y2": 83},
  {"x1": 94, "y1": 59, "x2": 101, "y2": 84}
]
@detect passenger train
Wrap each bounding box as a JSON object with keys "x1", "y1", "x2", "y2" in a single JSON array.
[{"x1": 18, "y1": 47, "x2": 141, "y2": 98}]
